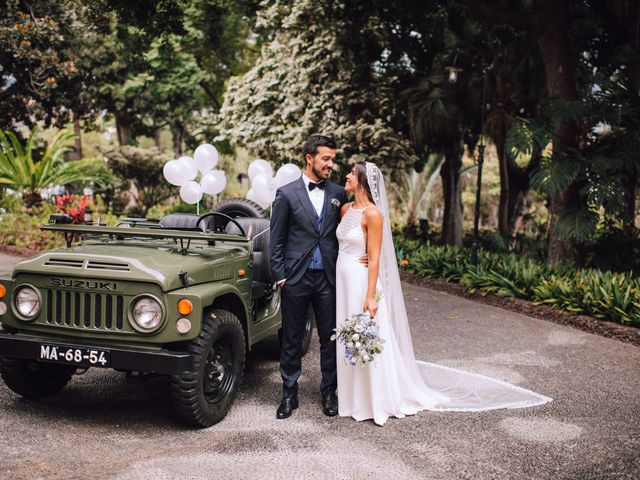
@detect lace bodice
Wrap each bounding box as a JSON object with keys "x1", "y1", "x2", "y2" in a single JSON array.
[{"x1": 336, "y1": 205, "x2": 367, "y2": 256}]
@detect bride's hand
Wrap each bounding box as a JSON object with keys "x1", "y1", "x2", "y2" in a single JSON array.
[{"x1": 363, "y1": 297, "x2": 378, "y2": 318}]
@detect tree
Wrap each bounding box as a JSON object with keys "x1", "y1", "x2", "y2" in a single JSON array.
[
  {"x1": 218, "y1": 0, "x2": 417, "y2": 171},
  {"x1": 405, "y1": 73, "x2": 471, "y2": 246},
  {"x1": 0, "y1": 129, "x2": 112, "y2": 207},
  {"x1": 458, "y1": 0, "x2": 594, "y2": 263},
  {"x1": 96, "y1": 0, "x2": 260, "y2": 152},
  {"x1": 100, "y1": 146, "x2": 174, "y2": 216},
  {"x1": 0, "y1": 0, "x2": 85, "y2": 129},
  {"x1": 390, "y1": 154, "x2": 444, "y2": 226}
]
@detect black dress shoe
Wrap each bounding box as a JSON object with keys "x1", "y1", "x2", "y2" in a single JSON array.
[
  {"x1": 276, "y1": 397, "x2": 298, "y2": 419},
  {"x1": 322, "y1": 393, "x2": 338, "y2": 417}
]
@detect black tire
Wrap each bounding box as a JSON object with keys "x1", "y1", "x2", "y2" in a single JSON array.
[
  {"x1": 170, "y1": 309, "x2": 246, "y2": 428},
  {"x1": 277, "y1": 305, "x2": 314, "y2": 357},
  {"x1": 0, "y1": 358, "x2": 75, "y2": 399},
  {"x1": 213, "y1": 197, "x2": 267, "y2": 219}
]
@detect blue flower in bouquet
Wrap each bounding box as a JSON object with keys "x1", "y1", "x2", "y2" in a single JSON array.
[{"x1": 331, "y1": 313, "x2": 385, "y2": 367}]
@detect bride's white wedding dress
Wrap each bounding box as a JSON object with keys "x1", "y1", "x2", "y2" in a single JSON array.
[{"x1": 335, "y1": 163, "x2": 552, "y2": 426}]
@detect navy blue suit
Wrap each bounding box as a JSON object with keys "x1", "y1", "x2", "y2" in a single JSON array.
[{"x1": 270, "y1": 177, "x2": 348, "y2": 397}]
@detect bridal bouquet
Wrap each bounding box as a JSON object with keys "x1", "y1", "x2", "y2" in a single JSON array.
[{"x1": 332, "y1": 313, "x2": 385, "y2": 367}]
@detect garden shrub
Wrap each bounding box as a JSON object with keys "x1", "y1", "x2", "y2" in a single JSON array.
[
  {"x1": 396, "y1": 238, "x2": 640, "y2": 326},
  {"x1": 0, "y1": 209, "x2": 64, "y2": 252}
]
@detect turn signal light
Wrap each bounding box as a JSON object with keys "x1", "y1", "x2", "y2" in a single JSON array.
[
  {"x1": 177, "y1": 299, "x2": 193, "y2": 316},
  {"x1": 238, "y1": 269, "x2": 246, "y2": 277},
  {"x1": 0, "y1": 284, "x2": 5, "y2": 299}
]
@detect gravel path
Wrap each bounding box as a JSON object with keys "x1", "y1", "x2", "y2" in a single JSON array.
[{"x1": 0, "y1": 254, "x2": 639, "y2": 479}]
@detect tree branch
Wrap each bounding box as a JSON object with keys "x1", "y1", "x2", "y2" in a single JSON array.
[
  {"x1": 456, "y1": 0, "x2": 534, "y2": 31},
  {"x1": 200, "y1": 81, "x2": 221, "y2": 110}
]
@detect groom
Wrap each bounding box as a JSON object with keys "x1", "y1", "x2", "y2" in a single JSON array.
[{"x1": 270, "y1": 134, "x2": 348, "y2": 419}]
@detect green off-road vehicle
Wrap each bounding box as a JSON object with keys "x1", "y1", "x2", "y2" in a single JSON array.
[{"x1": 0, "y1": 199, "x2": 312, "y2": 427}]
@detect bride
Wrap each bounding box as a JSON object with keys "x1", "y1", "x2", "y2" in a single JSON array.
[{"x1": 335, "y1": 161, "x2": 552, "y2": 426}]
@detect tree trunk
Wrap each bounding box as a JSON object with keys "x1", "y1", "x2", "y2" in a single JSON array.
[
  {"x1": 440, "y1": 139, "x2": 464, "y2": 246},
  {"x1": 496, "y1": 136, "x2": 533, "y2": 239},
  {"x1": 172, "y1": 125, "x2": 184, "y2": 156},
  {"x1": 506, "y1": 169, "x2": 530, "y2": 236},
  {"x1": 496, "y1": 133, "x2": 510, "y2": 237},
  {"x1": 64, "y1": 115, "x2": 83, "y2": 160},
  {"x1": 533, "y1": 0, "x2": 581, "y2": 264},
  {"x1": 116, "y1": 115, "x2": 133, "y2": 146},
  {"x1": 154, "y1": 128, "x2": 162, "y2": 149}
]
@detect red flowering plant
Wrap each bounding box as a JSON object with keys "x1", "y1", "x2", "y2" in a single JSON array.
[{"x1": 54, "y1": 193, "x2": 91, "y2": 224}]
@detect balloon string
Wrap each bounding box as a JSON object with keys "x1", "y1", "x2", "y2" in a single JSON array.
[{"x1": 197, "y1": 202, "x2": 200, "y2": 215}]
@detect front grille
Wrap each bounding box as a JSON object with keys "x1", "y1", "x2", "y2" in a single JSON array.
[{"x1": 45, "y1": 289, "x2": 129, "y2": 332}]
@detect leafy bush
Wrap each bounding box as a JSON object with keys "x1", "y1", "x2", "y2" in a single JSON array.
[
  {"x1": 0, "y1": 208, "x2": 65, "y2": 251},
  {"x1": 533, "y1": 271, "x2": 640, "y2": 324},
  {"x1": 0, "y1": 201, "x2": 121, "y2": 253},
  {"x1": 397, "y1": 238, "x2": 640, "y2": 326}
]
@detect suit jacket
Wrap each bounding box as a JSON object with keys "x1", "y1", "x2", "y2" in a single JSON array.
[{"x1": 270, "y1": 177, "x2": 348, "y2": 287}]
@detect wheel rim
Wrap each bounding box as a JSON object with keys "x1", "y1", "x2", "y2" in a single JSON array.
[{"x1": 203, "y1": 335, "x2": 236, "y2": 404}]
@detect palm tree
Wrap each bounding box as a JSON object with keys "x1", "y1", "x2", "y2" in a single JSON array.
[
  {"x1": 0, "y1": 129, "x2": 112, "y2": 207},
  {"x1": 390, "y1": 154, "x2": 444, "y2": 226},
  {"x1": 405, "y1": 73, "x2": 472, "y2": 246}
]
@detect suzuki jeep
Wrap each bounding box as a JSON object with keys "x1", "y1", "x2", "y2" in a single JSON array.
[{"x1": 0, "y1": 199, "x2": 312, "y2": 427}]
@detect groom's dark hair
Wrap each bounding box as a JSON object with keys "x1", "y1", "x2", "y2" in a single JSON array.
[{"x1": 303, "y1": 134, "x2": 337, "y2": 157}]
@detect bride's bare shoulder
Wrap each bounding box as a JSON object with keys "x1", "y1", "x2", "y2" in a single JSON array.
[{"x1": 362, "y1": 205, "x2": 383, "y2": 224}]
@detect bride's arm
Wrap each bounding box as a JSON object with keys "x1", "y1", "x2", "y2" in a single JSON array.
[{"x1": 363, "y1": 207, "x2": 383, "y2": 317}]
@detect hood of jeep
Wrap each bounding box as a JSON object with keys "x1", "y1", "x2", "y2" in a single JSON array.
[{"x1": 12, "y1": 242, "x2": 248, "y2": 291}]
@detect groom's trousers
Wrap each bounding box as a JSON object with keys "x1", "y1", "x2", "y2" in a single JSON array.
[{"x1": 280, "y1": 269, "x2": 336, "y2": 398}]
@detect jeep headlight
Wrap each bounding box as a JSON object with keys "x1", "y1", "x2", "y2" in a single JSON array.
[
  {"x1": 14, "y1": 285, "x2": 41, "y2": 319},
  {"x1": 131, "y1": 296, "x2": 163, "y2": 331}
]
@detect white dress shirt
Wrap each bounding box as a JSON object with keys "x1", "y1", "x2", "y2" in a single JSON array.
[{"x1": 301, "y1": 174, "x2": 325, "y2": 216}]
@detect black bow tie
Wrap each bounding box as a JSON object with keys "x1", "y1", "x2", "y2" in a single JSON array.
[{"x1": 308, "y1": 180, "x2": 326, "y2": 191}]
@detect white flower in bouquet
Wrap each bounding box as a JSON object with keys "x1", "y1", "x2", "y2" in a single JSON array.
[{"x1": 331, "y1": 313, "x2": 385, "y2": 367}]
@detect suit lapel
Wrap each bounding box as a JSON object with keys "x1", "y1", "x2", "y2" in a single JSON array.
[
  {"x1": 293, "y1": 178, "x2": 320, "y2": 231},
  {"x1": 320, "y1": 182, "x2": 336, "y2": 235}
]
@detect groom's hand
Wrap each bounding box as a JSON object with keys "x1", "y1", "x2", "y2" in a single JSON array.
[{"x1": 359, "y1": 255, "x2": 368, "y2": 267}]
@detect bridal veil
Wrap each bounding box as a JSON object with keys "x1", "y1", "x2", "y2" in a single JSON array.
[{"x1": 364, "y1": 162, "x2": 552, "y2": 411}]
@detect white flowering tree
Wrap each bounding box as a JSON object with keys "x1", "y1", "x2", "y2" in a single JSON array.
[{"x1": 218, "y1": 0, "x2": 417, "y2": 172}]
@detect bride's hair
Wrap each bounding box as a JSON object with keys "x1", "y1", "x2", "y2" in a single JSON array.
[{"x1": 355, "y1": 161, "x2": 375, "y2": 203}]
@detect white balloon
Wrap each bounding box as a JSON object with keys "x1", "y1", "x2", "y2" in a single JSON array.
[
  {"x1": 247, "y1": 188, "x2": 271, "y2": 209},
  {"x1": 246, "y1": 188, "x2": 259, "y2": 203},
  {"x1": 275, "y1": 163, "x2": 301, "y2": 188},
  {"x1": 200, "y1": 170, "x2": 227, "y2": 195},
  {"x1": 163, "y1": 160, "x2": 188, "y2": 186},
  {"x1": 179, "y1": 181, "x2": 203, "y2": 204},
  {"x1": 177, "y1": 156, "x2": 198, "y2": 182},
  {"x1": 193, "y1": 143, "x2": 218, "y2": 172},
  {"x1": 248, "y1": 159, "x2": 273, "y2": 181},
  {"x1": 252, "y1": 173, "x2": 277, "y2": 205}
]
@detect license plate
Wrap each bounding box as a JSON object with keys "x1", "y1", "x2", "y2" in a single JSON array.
[{"x1": 38, "y1": 344, "x2": 110, "y2": 368}]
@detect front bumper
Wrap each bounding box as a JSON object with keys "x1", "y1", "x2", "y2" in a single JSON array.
[{"x1": 0, "y1": 332, "x2": 194, "y2": 375}]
